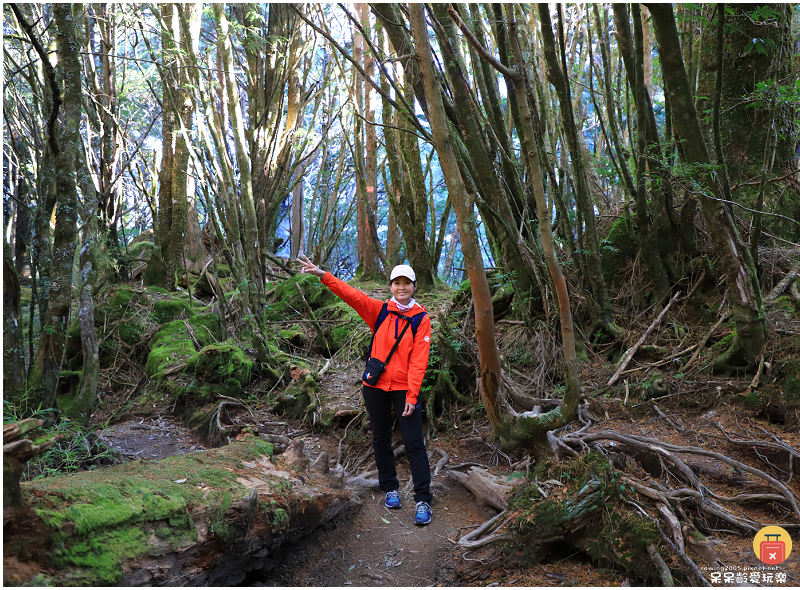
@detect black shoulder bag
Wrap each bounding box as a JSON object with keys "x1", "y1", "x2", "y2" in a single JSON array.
[{"x1": 362, "y1": 313, "x2": 412, "y2": 386}]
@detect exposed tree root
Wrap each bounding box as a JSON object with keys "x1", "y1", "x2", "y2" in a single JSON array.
[{"x1": 446, "y1": 424, "x2": 800, "y2": 585}]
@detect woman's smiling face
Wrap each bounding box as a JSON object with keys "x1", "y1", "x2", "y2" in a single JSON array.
[{"x1": 390, "y1": 277, "x2": 415, "y2": 305}]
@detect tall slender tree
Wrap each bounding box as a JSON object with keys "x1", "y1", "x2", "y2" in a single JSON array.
[{"x1": 648, "y1": 3, "x2": 766, "y2": 372}]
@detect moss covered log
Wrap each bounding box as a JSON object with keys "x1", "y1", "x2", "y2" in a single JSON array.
[
  {"x1": 509, "y1": 453, "x2": 673, "y2": 584},
  {"x1": 6, "y1": 435, "x2": 355, "y2": 586}
]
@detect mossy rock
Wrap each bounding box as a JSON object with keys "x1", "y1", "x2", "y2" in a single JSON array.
[
  {"x1": 274, "y1": 376, "x2": 319, "y2": 420},
  {"x1": 188, "y1": 313, "x2": 223, "y2": 346},
  {"x1": 117, "y1": 316, "x2": 149, "y2": 346},
  {"x1": 127, "y1": 240, "x2": 154, "y2": 261},
  {"x1": 95, "y1": 287, "x2": 143, "y2": 325},
  {"x1": 153, "y1": 298, "x2": 196, "y2": 324},
  {"x1": 329, "y1": 325, "x2": 350, "y2": 353},
  {"x1": 279, "y1": 327, "x2": 306, "y2": 349},
  {"x1": 144, "y1": 321, "x2": 198, "y2": 378},
  {"x1": 186, "y1": 341, "x2": 254, "y2": 399},
  {"x1": 273, "y1": 273, "x2": 336, "y2": 312}
]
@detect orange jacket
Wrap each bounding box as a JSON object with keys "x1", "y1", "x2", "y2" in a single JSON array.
[{"x1": 322, "y1": 272, "x2": 431, "y2": 405}]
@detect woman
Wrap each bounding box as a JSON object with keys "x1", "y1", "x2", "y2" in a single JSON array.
[{"x1": 297, "y1": 254, "x2": 433, "y2": 525}]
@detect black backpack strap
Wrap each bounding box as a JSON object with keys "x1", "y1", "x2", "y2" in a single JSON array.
[
  {"x1": 367, "y1": 302, "x2": 389, "y2": 359},
  {"x1": 381, "y1": 316, "x2": 413, "y2": 367},
  {"x1": 410, "y1": 311, "x2": 427, "y2": 338}
]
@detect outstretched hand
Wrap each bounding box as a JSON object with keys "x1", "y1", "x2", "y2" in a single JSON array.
[{"x1": 297, "y1": 254, "x2": 326, "y2": 278}]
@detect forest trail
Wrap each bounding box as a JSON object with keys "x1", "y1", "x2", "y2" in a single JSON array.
[{"x1": 262, "y1": 468, "x2": 488, "y2": 587}]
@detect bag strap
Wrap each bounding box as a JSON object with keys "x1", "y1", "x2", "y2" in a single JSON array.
[
  {"x1": 381, "y1": 316, "x2": 413, "y2": 366},
  {"x1": 367, "y1": 302, "x2": 390, "y2": 359},
  {"x1": 368, "y1": 304, "x2": 425, "y2": 360}
]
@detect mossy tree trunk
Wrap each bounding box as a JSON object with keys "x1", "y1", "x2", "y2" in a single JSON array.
[
  {"x1": 378, "y1": 25, "x2": 404, "y2": 270},
  {"x1": 145, "y1": 5, "x2": 190, "y2": 292},
  {"x1": 649, "y1": 4, "x2": 766, "y2": 373},
  {"x1": 28, "y1": 4, "x2": 84, "y2": 411},
  {"x1": 214, "y1": 3, "x2": 264, "y2": 311},
  {"x1": 3, "y1": 239, "x2": 26, "y2": 405},
  {"x1": 69, "y1": 44, "x2": 105, "y2": 425},
  {"x1": 445, "y1": 6, "x2": 580, "y2": 459},
  {"x1": 696, "y1": 4, "x2": 797, "y2": 242},
  {"x1": 382, "y1": 69, "x2": 436, "y2": 290},
  {"x1": 612, "y1": 5, "x2": 674, "y2": 301},
  {"x1": 95, "y1": 4, "x2": 125, "y2": 281},
  {"x1": 353, "y1": 5, "x2": 385, "y2": 282}
]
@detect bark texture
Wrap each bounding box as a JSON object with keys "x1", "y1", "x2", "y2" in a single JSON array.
[
  {"x1": 29, "y1": 4, "x2": 84, "y2": 410},
  {"x1": 648, "y1": 4, "x2": 766, "y2": 372}
]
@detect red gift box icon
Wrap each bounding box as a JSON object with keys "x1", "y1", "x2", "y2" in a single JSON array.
[{"x1": 760, "y1": 534, "x2": 786, "y2": 564}]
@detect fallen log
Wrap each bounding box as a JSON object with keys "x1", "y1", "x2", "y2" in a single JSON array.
[
  {"x1": 446, "y1": 466, "x2": 517, "y2": 510},
  {"x1": 5, "y1": 434, "x2": 356, "y2": 586}
]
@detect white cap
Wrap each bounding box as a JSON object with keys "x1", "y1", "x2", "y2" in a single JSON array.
[{"x1": 390, "y1": 264, "x2": 416, "y2": 282}]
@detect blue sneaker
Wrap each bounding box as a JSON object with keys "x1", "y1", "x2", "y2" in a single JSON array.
[
  {"x1": 385, "y1": 490, "x2": 401, "y2": 509},
  {"x1": 415, "y1": 501, "x2": 432, "y2": 525}
]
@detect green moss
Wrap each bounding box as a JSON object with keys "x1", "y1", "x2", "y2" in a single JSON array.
[
  {"x1": 58, "y1": 371, "x2": 82, "y2": 395},
  {"x1": 146, "y1": 286, "x2": 170, "y2": 295},
  {"x1": 216, "y1": 264, "x2": 231, "y2": 278},
  {"x1": 274, "y1": 376, "x2": 319, "y2": 420},
  {"x1": 144, "y1": 321, "x2": 198, "y2": 378},
  {"x1": 153, "y1": 298, "x2": 195, "y2": 324},
  {"x1": 187, "y1": 313, "x2": 223, "y2": 346},
  {"x1": 279, "y1": 327, "x2": 306, "y2": 348},
  {"x1": 96, "y1": 288, "x2": 141, "y2": 325},
  {"x1": 22, "y1": 437, "x2": 277, "y2": 585},
  {"x1": 774, "y1": 295, "x2": 798, "y2": 315},
  {"x1": 186, "y1": 341, "x2": 254, "y2": 399},
  {"x1": 127, "y1": 240, "x2": 154, "y2": 261},
  {"x1": 118, "y1": 318, "x2": 148, "y2": 345},
  {"x1": 600, "y1": 218, "x2": 638, "y2": 284},
  {"x1": 272, "y1": 273, "x2": 336, "y2": 313}
]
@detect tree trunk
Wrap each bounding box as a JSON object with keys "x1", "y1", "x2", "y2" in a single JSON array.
[
  {"x1": 96, "y1": 4, "x2": 125, "y2": 281},
  {"x1": 409, "y1": 4, "x2": 503, "y2": 430},
  {"x1": 612, "y1": 4, "x2": 672, "y2": 301},
  {"x1": 3, "y1": 239, "x2": 26, "y2": 405},
  {"x1": 215, "y1": 3, "x2": 264, "y2": 310},
  {"x1": 68, "y1": 80, "x2": 104, "y2": 426},
  {"x1": 648, "y1": 4, "x2": 766, "y2": 373},
  {"x1": 430, "y1": 4, "x2": 538, "y2": 306},
  {"x1": 28, "y1": 4, "x2": 84, "y2": 411},
  {"x1": 536, "y1": 4, "x2": 615, "y2": 337}
]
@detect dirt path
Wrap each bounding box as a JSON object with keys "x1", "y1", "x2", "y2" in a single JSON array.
[{"x1": 261, "y1": 479, "x2": 494, "y2": 587}]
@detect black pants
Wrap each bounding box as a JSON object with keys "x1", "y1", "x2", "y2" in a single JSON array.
[{"x1": 362, "y1": 385, "x2": 432, "y2": 504}]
